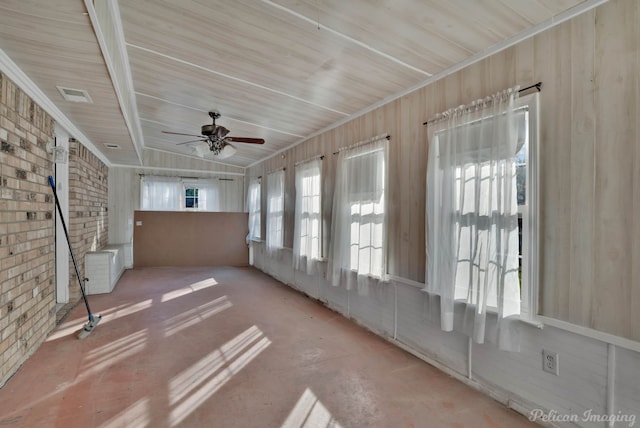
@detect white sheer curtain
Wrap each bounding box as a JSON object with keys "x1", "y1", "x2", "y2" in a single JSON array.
[
  {"x1": 217, "y1": 178, "x2": 244, "y2": 212},
  {"x1": 197, "y1": 179, "x2": 221, "y2": 212},
  {"x1": 198, "y1": 178, "x2": 244, "y2": 212},
  {"x1": 140, "y1": 176, "x2": 183, "y2": 211},
  {"x1": 246, "y1": 178, "x2": 261, "y2": 242},
  {"x1": 328, "y1": 137, "x2": 388, "y2": 291},
  {"x1": 293, "y1": 158, "x2": 322, "y2": 274},
  {"x1": 426, "y1": 87, "x2": 522, "y2": 351},
  {"x1": 266, "y1": 170, "x2": 285, "y2": 253}
]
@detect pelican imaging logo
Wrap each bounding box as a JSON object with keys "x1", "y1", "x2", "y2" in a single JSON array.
[{"x1": 529, "y1": 409, "x2": 636, "y2": 426}]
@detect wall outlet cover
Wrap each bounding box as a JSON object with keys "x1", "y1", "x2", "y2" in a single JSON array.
[{"x1": 542, "y1": 349, "x2": 559, "y2": 376}]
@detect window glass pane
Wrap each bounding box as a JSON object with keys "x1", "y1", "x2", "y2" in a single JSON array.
[
  {"x1": 345, "y1": 148, "x2": 386, "y2": 276},
  {"x1": 267, "y1": 171, "x2": 285, "y2": 249},
  {"x1": 515, "y1": 111, "x2": 529, "y2": 284},
  {"x1": 185, "y1": 188, "x2": 198, "y2": 208},
  {"x1": 247, "y1": 180, "x2": 261, "y2": 241},
  {"x1": 295, "y1": 161, "x2": 322, "y2": 262}
]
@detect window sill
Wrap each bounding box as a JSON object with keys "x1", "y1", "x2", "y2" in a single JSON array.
[
  {"x1": 417, "y1": 288, "x2": 544, "y2": 329},
  {"x1": 378, "y1": 276, "x2": 640, "y2": 352},
  {"x1": 519, "y1": 316, "x2": 544, "y2": 329},
  {"x1": 537, "y1": 316, "x2": 640, "y2": 353},
  {"x1": 389, "y1": 274, "x2": 425, "y2": 289}
]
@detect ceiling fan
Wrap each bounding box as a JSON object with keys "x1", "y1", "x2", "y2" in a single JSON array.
[{"x1": 162, "y1": 112, "x2": 265, "y2": 158}]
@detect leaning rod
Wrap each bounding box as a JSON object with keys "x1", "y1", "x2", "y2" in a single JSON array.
[{"x1": 48, "y1": 176, "x2": 94, "y2": 321}]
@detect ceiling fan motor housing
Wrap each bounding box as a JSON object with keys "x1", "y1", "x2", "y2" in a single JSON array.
[{"x1": 201, "y1": 124, "x2": 215, "y2": 136}]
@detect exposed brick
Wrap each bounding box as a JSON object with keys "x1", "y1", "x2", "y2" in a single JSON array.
[
  {"x1": 16, "y1": 313, "x2": 27, "y2": 328},
  {"x1": 67, "y1": 139, "x2": 108, "y2": 303},
  {"x1": 0, "y1": 72, "x2": 55, "y2": 387}
]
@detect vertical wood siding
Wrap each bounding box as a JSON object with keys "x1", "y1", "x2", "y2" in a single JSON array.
[{"x1": 248, "y1": 0, "x2": 640, "y2": 343}]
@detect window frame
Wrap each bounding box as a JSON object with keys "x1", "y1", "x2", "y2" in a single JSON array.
[
  {"x1": 184, "y1": 186, "x2": 199, "y2": 210},
  {"x1": 266, "y1": 170, "x2": 285, "y2": 250},
  {"x1": 517, "y1": 93, "x2": 540, "y2": 325},
  {"x1": 294, "y1": 159, "x2": 323, "y2": 261},
  {"x1": 342, "y1": 142, "x2": 388, "y2": 279},
  {"x1": 247, "y1": 178, "x2": 262, "y2": 241},
  {"x1": 428, "y1": 93, "x2": 540, "y2": 325}
]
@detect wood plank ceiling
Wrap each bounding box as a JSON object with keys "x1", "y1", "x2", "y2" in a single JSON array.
[{"x1": 0, "y1": 0, "x2": 585, "y2": 168}]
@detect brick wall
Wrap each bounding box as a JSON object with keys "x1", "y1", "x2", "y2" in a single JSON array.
[
  {"x1": 0, "y1": 72, "x2": 56, "y2": 387},
  {"x1": 68, "y1": 140, "x2": 108, "y2": 302}
]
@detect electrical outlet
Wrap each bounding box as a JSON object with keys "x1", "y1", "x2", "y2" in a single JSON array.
[{"x1": 542, "y1": 349, "x2": 559, "y2": 375}]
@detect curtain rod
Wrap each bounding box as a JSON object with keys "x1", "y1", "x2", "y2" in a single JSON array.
[
  {"x1": 422, "y1": 82, "x2": 542, "y2": 126},
  {"x1": 138, "y1": 173, "x2": 235, "y2": 181},
  {"x1": 267, "y1": 167, "x2": 286, "y2": 175},
  {"x1": 333, "y1": 134, "x2": 390, "y2": 155},
  {"x1": 518, "y1": 82, "x2": 542, "y2": 94},
  {"x1": 294, "y1": 154, "x2": 324, "y2": 167}
]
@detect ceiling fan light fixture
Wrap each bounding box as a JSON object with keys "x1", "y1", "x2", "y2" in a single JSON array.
[
  {"x1": 208, "y1": 139, "x2": 225, "y2": 156},
  {"x1": 192, "y1": 142, "x2": 208, "y2": 158},
  {"x1": 217, "y1": 143, "x2": 237, "y2": 159}
]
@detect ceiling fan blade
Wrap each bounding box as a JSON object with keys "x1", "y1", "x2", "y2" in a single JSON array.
[
  {"x1": 177, "y1": 139, "x2": 208, "y2": 145},
  {"x1": 162, "y1": 130, "x2": 204, "y2": 138},
  {"x1": 226, "y1": 137, "x2": 265, "y2": 144},
  {"x1": 215, "y1": 126, "x2": 230, "y2": 139}
]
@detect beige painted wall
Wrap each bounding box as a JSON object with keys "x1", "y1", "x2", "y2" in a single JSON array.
[{"x1": 247, "y1": 0, "x2": 640, "y2": 342}]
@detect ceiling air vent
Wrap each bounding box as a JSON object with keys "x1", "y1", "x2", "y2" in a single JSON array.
[
  {"x1": 104, "y1": 143, "x2": 121, "y2": 149},
  {"x1": 56, "y1": 86, "x2": 93, "y2": 103}
]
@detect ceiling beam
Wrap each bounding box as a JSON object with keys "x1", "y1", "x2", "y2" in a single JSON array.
[
  {"x1": 85, "y1": 0, "x2": 144, "y2": 166},
  {"x1": 261, "y1": 0, "x2": 433, "y2": 77},
  {"x1": 136, "y1": 93, "x2": 306, "y2": 138},
  {"x1": 127, "y1": 43, "x2": 349, "y2": 117}
]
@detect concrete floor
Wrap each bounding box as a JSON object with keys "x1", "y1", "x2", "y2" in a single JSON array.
[{"x1": 0, "y1": 267, "x2": 536, "y2": 427}]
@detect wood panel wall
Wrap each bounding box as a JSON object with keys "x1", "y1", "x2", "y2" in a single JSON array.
[
  {"x1": 247, "y1": 0, "x2": 640, "y2": 342},
  {"x1": 133, "y1": 211, "x2": 249, "y2": 267}
]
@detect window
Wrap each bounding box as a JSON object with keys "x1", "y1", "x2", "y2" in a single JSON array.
[
  {"x1": 141, "y1": 176, "x2": 239, "y2": 212},
  {"x1": 328, "y1": 137, "x2": 388, "y2": 288},
  {"x1": 426, "y1": 89, "x2": 538, "y2": 350},
  {"x1": 293, "y1": 158, "x2": 322, "y2": 273},
  {"x1": 246, "y1": 178, "x2": 261, "y2": 241},
  {"x1": 266, "y1": 170, "x2": 285, "y2": 251},
  {"x1": 346, "y1": 149, "x2": 386, "y2": 274},
  {"x1": 185, "y1": 187, "x2": 199, "y2": 209}
]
